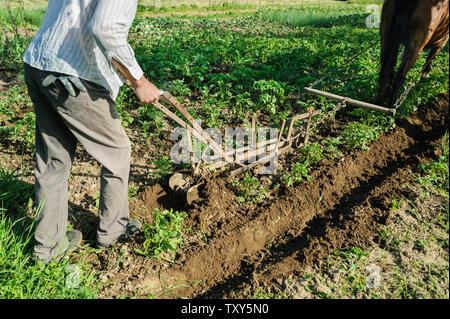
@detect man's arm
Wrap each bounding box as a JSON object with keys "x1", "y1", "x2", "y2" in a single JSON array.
[
  {"x1": 90, "y1": 0, "x2": 159, "y2": 103},
  {"x1": 111, "y1": 58, "x2": 160, "y2": 104}
]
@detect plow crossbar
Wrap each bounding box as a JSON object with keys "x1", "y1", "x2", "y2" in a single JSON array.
[{"x1": 305, "y1": 87, "x2": 396, "y2": 115}]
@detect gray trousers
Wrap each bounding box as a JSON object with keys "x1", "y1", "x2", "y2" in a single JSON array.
[{"x1": 24, "y1": 63, "x2": 131, "y2": 260}]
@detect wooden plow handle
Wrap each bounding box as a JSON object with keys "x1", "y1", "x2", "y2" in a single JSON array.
[{"x1": 156, "y1": 91, "x2": 236, "y2": 165}]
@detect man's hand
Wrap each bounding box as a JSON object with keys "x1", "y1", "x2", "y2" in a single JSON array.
[
  {"x1": 134, "y1": 76, "x2": 160, "y2": 104},
  {"x1": 111, "y1": 57, "x2": 160, "y2": 104}
]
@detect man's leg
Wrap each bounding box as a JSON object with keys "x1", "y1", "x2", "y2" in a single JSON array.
[
  {"x1": 24, "y1": 64, "x2": 77, "y2": 261},
  {"x1": 25, "y1": 64, "x2": 131, "y2": 251},
  {"x1": 32, "y1": 72, "x2": 131, "y2": 248},
  {"x1": 59, "y1": 82, "x2": 131, "y2": 247},
  {"x1": 57, "y1": 82, "x2": 131, "y2": 247}
]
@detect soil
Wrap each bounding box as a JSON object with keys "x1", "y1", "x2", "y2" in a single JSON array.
[
  {"x1": 86, "y1": 93, "x2": 448, "y2": 299},
  {"x1": 1, "y1": 69, "x2": 447, "y2": 298}
]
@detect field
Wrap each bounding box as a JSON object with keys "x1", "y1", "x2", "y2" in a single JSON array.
[{"x1": 0, "y1": 1, "x2": 448, "y2": 299}]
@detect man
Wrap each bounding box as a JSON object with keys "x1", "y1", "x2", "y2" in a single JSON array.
[{"x1": 23, "y1": 0, "x2": 160, "y2": 262}]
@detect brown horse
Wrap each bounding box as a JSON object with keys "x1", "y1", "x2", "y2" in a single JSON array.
[{"x1": 376, "y1": 0, "x2": 449, "y2": 108}]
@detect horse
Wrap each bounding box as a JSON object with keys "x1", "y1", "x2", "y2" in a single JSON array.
[{"x1": 376, "y1": 0, "x2": 449, "y2": 109}]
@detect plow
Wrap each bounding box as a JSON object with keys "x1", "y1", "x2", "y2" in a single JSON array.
[{"x1": 151, "y1": 87, "x2": 396, "y2": 205}]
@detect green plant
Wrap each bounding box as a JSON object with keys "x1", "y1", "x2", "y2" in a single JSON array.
[
  {"x1": 334, "y1": 247, "x2": 370, "y2": 260},
  {"x1": 341, "y1": 122, "x2": 380, "y2": 151},
  {"x1": 251, "y1": 286, "x2": 286, "y2": 299},
  {"x1": 389, "y1": 198, "x2": 402, "y2": 211},
  {"x1": 115, "y1": 87, "x2": 135, "y2": 128},
  {"x1": 0, "y1": 213, "x2": 98, "y2": 298},
  {"x1": 321, "y1": 137, "x2": 344, "y2": 159},
  {"x1": 148, "y1": 155, "x2": 174, "y2": 180},
  {"x1": 232, "y1": 91, "x2": 255, "y2": 122},
  {"x1": 298, "y1": 142, "x2": 324, "y2": 165},
  {"x1": 93, "y1": 192, "x2": 100, "y2": 211},
  {"x1": 282, "y1": 161, "x2": 312, "y2": 187},
  {"x1": 136, "y1": 208, "x2": 188, "y2": 259},
  {"x1": 416, "y1": 132, "x2": 449, "y2": 196},
  {"x1": 0, "y1": 168, "x2": 34, "y2": 212},
  {"x1": 0, "y1": 168, "x2": 98, "y2": 298},
  {"x1": 232, "y1": 173, "x2": 269, "y2": 203},
  {"x1": 252, "y1": 79, "x2": 285, "y2": 115},
  {"x1": 259, "y1": 7, "x2": 368, "y2": 28},
  {"x1": 137, "y1": 104, "x2": 167, "y2": 138},
  {"x1": 128, "y1": 185, "x2": 138, "y2": 201},
  {"x1": 348, "y1": 107, "x2": 396, "y2": 132},
  {"x1": 282, "y1": 143, "x2": 324, "y2": 187}
]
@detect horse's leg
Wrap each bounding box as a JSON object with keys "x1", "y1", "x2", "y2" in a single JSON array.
[
  {"x1": 376, "y1": 0, "x2": 397, "y2": 107},
  {"x1": 418, "y1": 2, "x2": 449, "y2": 78},
  {"x1": 420, "y1": 47, "x2": 440, "y2": 80},
  {"x1": 377, "y1": 44, "x2": 397, "y2": 106},
  {"x1": 388, "y1": 43, "x2": 422, "y2": 108},
  {"x1": 421, "y1": 35, "x2": 448, "y2": 79}
]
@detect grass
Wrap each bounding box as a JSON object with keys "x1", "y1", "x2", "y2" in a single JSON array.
[
  {"x1": 258, "y1": 6, "x2": 370, "y2": 28},
  {"x1": 250, "y1": 286, "x2": 287, "y2": 299},
  {"x1": 0, "y1": 213, "x2": 98, "y2": 298},
  {"x1": 0, "y1": 168, "x2": 99, "y2": 299},
  {"x1": 0, "y1": 4, "x2": 45, "y2": 30},
  {"x1": 136, "y1": 0, "x2": 369, "y2": 14},
  {"x1": 0, "y1": 168, "x2": 33, "y2": 211},
  {"x1": 416, "y1": 132, "x2": 449, "y2": 197},
  {"x1": 2, "y1": 0, "x2": 48, "y2": 9}
]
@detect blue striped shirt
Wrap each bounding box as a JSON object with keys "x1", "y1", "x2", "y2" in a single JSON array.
[{"x1": 23, "y1": 0, "x2": 144, "y2": 100}]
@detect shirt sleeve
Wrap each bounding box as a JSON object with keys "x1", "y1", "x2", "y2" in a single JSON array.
[{"x1": 89, "y1": 0, "x2": 143, "y2": 81}]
